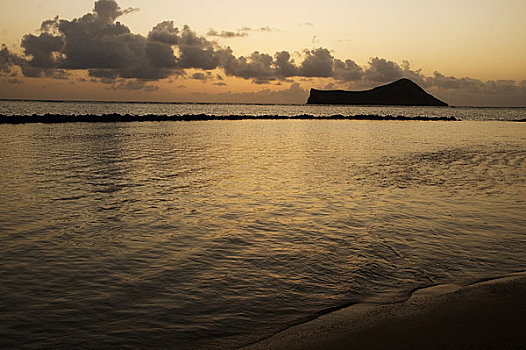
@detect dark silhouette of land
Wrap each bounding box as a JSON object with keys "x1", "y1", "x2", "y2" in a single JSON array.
[
  {"x1": 307, "y1": 79, "x2": 448, "y2": 106},
  {"x1": 0, "y1": 113, "x2": 458, "y2": 124}
]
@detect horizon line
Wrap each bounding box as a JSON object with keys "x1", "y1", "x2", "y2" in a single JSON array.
[{"x1": 1, "y1": 98, "x2": 526, "y2": 109}]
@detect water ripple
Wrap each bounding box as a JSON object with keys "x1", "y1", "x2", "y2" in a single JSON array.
[{"x1": 0, "y1": 120, "x2": 525, "y2": 349}]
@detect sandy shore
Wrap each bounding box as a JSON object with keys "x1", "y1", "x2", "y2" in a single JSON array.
[{"x1": 242, "y1": 272, "x2": 526, "y2": 350}]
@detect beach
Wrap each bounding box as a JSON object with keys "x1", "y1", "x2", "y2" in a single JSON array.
[{"x1": 243, "y1": 272, "x2": 526, "y2": 349}]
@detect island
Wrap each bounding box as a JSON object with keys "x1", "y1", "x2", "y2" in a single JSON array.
[{"x1": 307, "y1": 78, "x2": 448, "y2": 106}]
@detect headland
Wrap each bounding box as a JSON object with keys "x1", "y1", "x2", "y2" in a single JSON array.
[{"x1": 307, "y1": 79, "x2": 448, "y2": 106}]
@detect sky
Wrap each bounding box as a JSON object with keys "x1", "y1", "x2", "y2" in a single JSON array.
[{"x1": 1, "y1": 0, "x2": 525, "y2": 106}]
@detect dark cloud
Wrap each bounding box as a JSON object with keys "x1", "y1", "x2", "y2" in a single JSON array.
[
  {"x1": 222, "y1": 51, "x2": 275, "y2": 83},
  {"x1": 93, "y1": 0, "x2": 138, "y2": 24},
  {"x1": 425, "y1": 73, "x2": 526, "y2": 106},
  {"x1": 426, "y1": 72, "x2": 526, "y2": 98},
  {"x1": 360, "y1": 57, "x2": 426, "y2": 87},
  {"x1": 48, "y1": 69, "x2": 71, "y2": 80},
  {"x1": 177, "y1": 25, "x2": 224, "y2": 70},
  {"x1": 12, "y1": 0, "x2": 175, "y2": 81},
  {"x1": 20, "y1": 32, "x2": 64, "y2": 70},
  {"x1": 148, "y1": 21, "x2": 179, "y2": 45},
  {"x1": 191, "y1": 72, "x2": 212, "y2": 82},
  {"x1": 144, "y1": 41, "x2": 178, "y2": 69},
  {"x1": 428, "y1": 71, "x2": 483, "y2": 91},
  {"x1": 274, "y1": 51, "x2": 298, "y2": 77},
  {"x1": 299, "y1": 48, "x2": 333, "y2": 77},
  {"x1": 364, "y1": 57, "x2": 403, "y2": 82},
  {"x1": 333, "y1": 59, "x2": 363, "y2": 82},
  {"x1": 1, "y1": 44, "x2": 12, "y2": 73},
  {"x1": 88, "y1": 69, "x2": 118, "y2": 80},
  {"x1": 40, "y1": 16, "x2": 60, "y2": 33}
]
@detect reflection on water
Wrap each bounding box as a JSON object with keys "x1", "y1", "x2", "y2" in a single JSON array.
[{"x1": 0, "y1": 120, "x2": 525, "y2": 349}]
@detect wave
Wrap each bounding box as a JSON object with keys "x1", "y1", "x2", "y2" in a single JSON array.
[{"x1": 0, "y1": 113, "x2": 459, "y2": 124}]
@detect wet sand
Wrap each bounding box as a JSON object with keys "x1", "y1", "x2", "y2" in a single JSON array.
[{"x1": 242, "y1": 272, "x2": 526, "y2": 350}]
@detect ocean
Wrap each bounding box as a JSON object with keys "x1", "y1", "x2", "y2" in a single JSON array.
[
  {"x1": 0, "y1": 100, "x2": 525, "y2": 349},
  {"x1": 1, "y1": 99, "x2": 526, "y2": 121}
]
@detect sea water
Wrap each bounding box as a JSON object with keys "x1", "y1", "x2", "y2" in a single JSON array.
[
  {"x1": 0, "y1": 102, "x2": 525, "y2": 348},
  {"x1": 1, "y1": 99, "x2": 526, "y2": 121}
]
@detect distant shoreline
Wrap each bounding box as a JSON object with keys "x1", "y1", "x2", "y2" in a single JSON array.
[
  {"x1": 0, "y1": 114, "x2": 460, "y2": 124},
  {"x1": 2, "y1": 99, "x2": 526, "y2": 108}
]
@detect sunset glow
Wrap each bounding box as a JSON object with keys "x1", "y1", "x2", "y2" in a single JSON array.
[{"x1": 1, "y1": 0, "x2": 525, "y2": 105}]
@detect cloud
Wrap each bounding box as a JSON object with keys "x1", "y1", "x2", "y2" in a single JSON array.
[
  {"x1": 2, "y1": 0, "x2": 525, "y2": 105},
  {"x1": 222, "y1": 51, "x2": 276, "y2": 83},
  {"x1": 111, "y1": 79, "x2": 159, "y2": 91},
  {"x1": 20, "y1": 32, "x2": 64, "y2": 71},
  {"x1": 364, "y1": 57, "x2": 403, "y2": 82},
  {"x1": 274, "y1": 51, "x2": 298, "y2": 78},
  {"x1": 191, "y1": 72, "x2": 212, "y2": 82},
  {"x1": 191, "y1": 82, "x2": 308, "y2": 104},
  {"x1": 238, "y1": 26, "x2": 278, "y2": 33},
  {"x1": 0, "y1": 0, "x2": 447, "y2": 87},
  {"x1": 426, "y1": 75, "x2": 526, "y2": 106},
  {"x1": 10, "y1": 1, "x2": 230, "y2": 81},
  {"x1": 207, "y1": 29, "x2": 248, "y2": 38},
  {"x1": 93, "y1": 0, "x2": 138, "y2": 23},
  {"x1": 428, "y1": 71, "x2": 483, "y2": 91},
  {"x1": 299, "y1": 48, "x2": 333, "y2": 77},
  {"x1": 1, "y1": 44, "x2": 13, "y2": 73},
  {"x1": 177, "y1": 25, "x2": 225, "y2": 70},
  {"x1": 333, "y1": 59, "x2": 363, "y2": 82},
  {"x1": 148, "y1": 21, "x2": 179, "y2": 45},
  {"x1": 221, "y1": 48, "x2": 341, "y2": 83},
  {"x1": 15, "y1": 0, "x2": 174, "y2": 81}
]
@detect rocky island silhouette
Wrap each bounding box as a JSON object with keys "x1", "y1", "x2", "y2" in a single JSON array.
[{"x1": 307, "y1": 78, "x2": 448, "y2": 106}]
